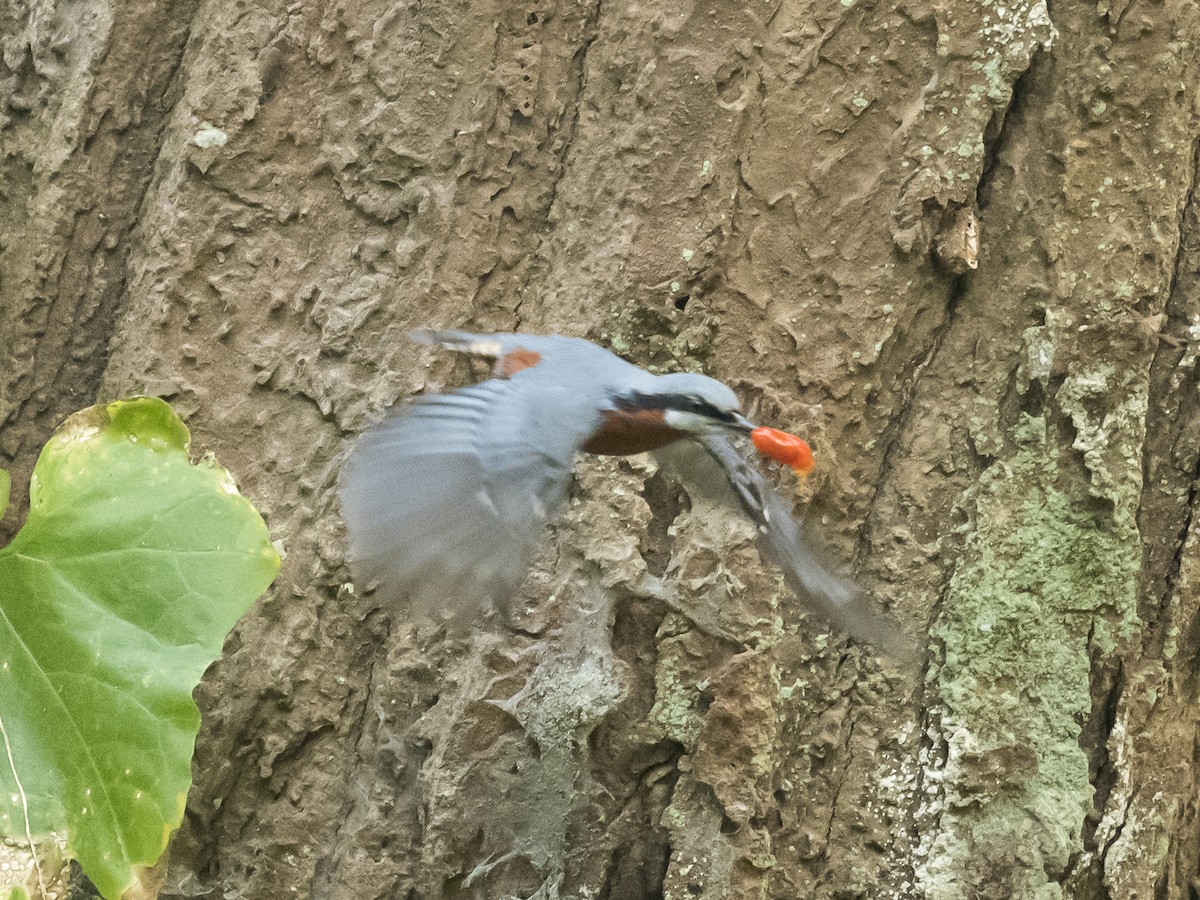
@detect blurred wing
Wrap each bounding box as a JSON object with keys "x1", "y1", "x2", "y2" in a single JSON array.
[
  {"x1": 656, "y1": 436, "x2": 916, "y2": 663},
  {"x1": 340, "y1": 373, "x2": 600, "y2": 623}
]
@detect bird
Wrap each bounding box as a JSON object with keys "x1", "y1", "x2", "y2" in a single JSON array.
[{"x1": 340, "y1": 329, "x2": 913, "y2": 661}]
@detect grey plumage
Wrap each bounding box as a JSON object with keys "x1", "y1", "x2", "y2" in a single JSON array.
[
  {"x1": 341, "y1": 335, "x2": 626, "y2": 620},
  {"x1": 340, "y1": 330, "x2": 913, "y2": 661}
]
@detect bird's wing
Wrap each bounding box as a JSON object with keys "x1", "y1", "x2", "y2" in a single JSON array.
[
  {"x1": 340, "y1": 351, "x2": 606, "y2": 623},
  {"x1": 656, "y1": 436, "x2": 916, "y2": 663}
]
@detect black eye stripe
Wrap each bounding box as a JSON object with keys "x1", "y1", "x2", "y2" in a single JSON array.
[
  {"x1": 692, "y1": 401, "x2": 732, "y2": 420},
  {"x1": 617, "y1": 392, "x2": 735, "y2": 421}
]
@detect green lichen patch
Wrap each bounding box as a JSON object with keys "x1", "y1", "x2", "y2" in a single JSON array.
[{"x1": 922, "y1": 413, "x2": 1140, "y2": 897}]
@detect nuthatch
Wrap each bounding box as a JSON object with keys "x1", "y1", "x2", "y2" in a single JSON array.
[{"x1": 341, "y1": 329, "x2": 912, "y2": 661}]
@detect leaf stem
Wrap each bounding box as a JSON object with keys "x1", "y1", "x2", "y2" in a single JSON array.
[{"x1": 0, "y1": 712, "x2": 46, "y2": 898}]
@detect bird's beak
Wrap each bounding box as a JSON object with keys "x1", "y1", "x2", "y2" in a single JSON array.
[{"x1": 729, "y1": 412, "x2": 756, "y2": 433}]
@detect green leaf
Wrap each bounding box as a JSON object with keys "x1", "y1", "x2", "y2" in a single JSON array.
[
  {"x1": 0, "y1": 398, "x2": 280, "y2": 899},
  {"x1": 0, "y1": 468, "x2": 9, "y2": 520}
]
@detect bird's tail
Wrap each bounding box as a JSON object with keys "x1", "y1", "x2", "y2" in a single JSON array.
[
  {"x1": 657, "y1": 435, "x2": 919, "y2": 668},
  {"x1": 410, "y1": 328, "x2": 504, "y2": 358}
]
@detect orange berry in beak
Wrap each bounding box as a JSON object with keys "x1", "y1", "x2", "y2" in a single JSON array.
[{"x1": 751, "y1": 426, "x2": 815, "y2": 476}]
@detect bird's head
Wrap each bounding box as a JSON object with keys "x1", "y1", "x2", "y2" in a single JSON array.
[
  {"x1": 642, "y1": 372, "x2": 756, "y2": 434},
  {"x1": 636, "y1": 373, "x2": 816, "y2": 478}
]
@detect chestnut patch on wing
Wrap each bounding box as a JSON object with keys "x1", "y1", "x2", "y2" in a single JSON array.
[
  {"x1": 496, "y1": 347, "x2": 543, "y2": 377},
  {"x1": 582, "y1": 408, "x2": 683, "y2": 456}
]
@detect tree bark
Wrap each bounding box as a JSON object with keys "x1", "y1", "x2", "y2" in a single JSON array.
[{"x1": 3, "y1": 0, "x2": 1199, "y2": 897}]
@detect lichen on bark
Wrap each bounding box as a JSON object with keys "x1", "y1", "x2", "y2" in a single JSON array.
[{"x1": 922, "y1": 412, "x2": 1140, "y2": 897}]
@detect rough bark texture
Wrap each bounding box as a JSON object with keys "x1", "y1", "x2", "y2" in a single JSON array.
[{"x1": 3, "y1": 0, "x2": 1200, "y2": 897}]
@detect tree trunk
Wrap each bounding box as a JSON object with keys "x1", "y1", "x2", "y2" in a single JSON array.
[{"x1": 3, "y1": 0, "x2": 1199, "y2": 897}]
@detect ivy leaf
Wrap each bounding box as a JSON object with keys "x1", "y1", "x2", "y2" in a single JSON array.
[
  {"x1": 0, "y1": 468, "x2": 9, "y2": 520},
  {"x1": 0, "y1": 398, "x2": 280, "y2": 899}
]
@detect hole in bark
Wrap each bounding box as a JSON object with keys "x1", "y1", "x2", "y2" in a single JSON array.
[
  {"x1": 527, "y1": 12, "x2": 539, "y2": 23},
  {"x1": 594, "y1": 743, "x2": 681, "y2": 899},
  {"x1": 714, "y1": 64, "x2": 748, "y2": 105},
  {"x1": 674, "y1": 295, "x2": 690, "y2": 311},
  {"x1": 750, "y1": 809, "x2": 783, "y2": 830},
  {"x1": 640, "y1": 471, "x2": 685, "y2": 578},
  {"x1": 719, "y1": 816, "x2": 740, "y2": 835},
  {"x1": 1020, "y1": 377, "x2": 1045, "y2": 415},
  {"x1": 977, "y1": 47, "x2": 1045, "y2": 209}
]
